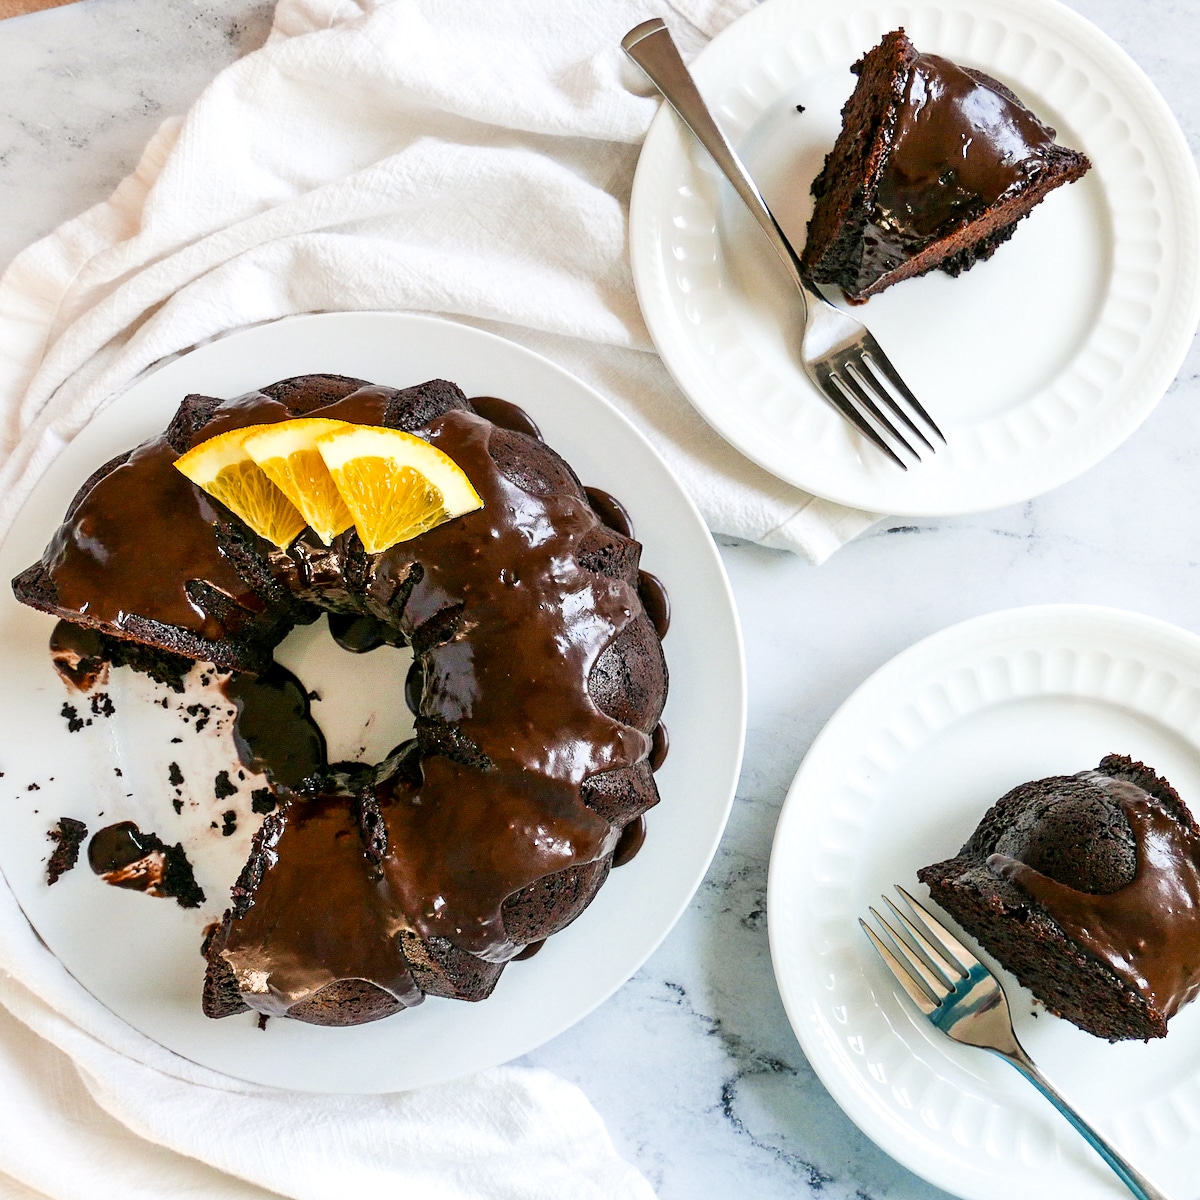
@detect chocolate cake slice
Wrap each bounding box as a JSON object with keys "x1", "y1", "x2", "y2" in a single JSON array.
[
  {"x1": 801, "y1": 29, "x2": 1091, "y2": 303},
  {"x1": 918, "y1": 755, "x2": 1200, "y2": 1042}
]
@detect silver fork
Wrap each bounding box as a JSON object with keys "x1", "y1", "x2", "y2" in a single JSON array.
[
  {"x1": 862, "y1": 886, "x2": 1171, "y2": 1200},
  {"x1": 622, "y1": 18, "x2": 944, "y2": 470}
]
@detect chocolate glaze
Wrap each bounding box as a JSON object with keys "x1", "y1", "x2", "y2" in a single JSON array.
[
  {"x1": 512, "y1": 939, "x2": 545, "y2": 961},
  {"x1": 637, "y1": 571, "x2": 670, "y2": 640},
  {"x1": 39, "y1": 386, "x2": 397, "y2": 642},
  {"x1": 221, "y1": 664, "x2": 326, "y2": 790},
  {"x1": 585, "y1": 488, "x2": 635, "y2": 540},
  {"x1": 87, "y1": 821, "x2": 204, "y2": 907},
  {"x1": 219, "y1": 792, "x2": 424, "y2": 1015},
  {"x1": 613, "y1": 816, "x2": 646, "y2": 868},
  {"x1": 468, "y1": 395, "x2": 543, "y2": 441},
  {"x1": 220, "y1": 404, "x2": 659, "y2": 1006},
  {"x1": 49, "y1": 620, "x2": 109, "y2": 692},
  {"x1": 989, "y1": 771, "x2": 1200, "y2": 1022},
  {"x1": 89, "y1": 821, "x2": 160, "y2": 882},
  {"x1": 649, "y1": 723, "x2": 669, "y2": 773},
  {"x1": 858, "y1": 53, "x2": 1060, "y2": 284},
  {"x1": 327, "y1": 611, "x2": 405, "y2": 654}
]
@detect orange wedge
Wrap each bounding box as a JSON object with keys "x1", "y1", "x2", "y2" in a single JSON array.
[
  {"x1": 242, "y1": 418, "x2": 355, "y2": 545},
  {"x1": 173, "y1": 426, "x2": 307, "y2": 549},
  {"x1": 316, "y1": 426, "x2": 483, "y2": 553}
]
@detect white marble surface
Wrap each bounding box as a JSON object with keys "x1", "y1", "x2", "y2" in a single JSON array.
[{"x1": 2, "y1": 1, "x2": 1199, "y2": 1198}]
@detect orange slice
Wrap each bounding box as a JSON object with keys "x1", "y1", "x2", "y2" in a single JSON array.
[
  {"x1": 316, "y1": 426, "x2": 483, "y2": 553},
  {"x1": 173, "y1": 426, "x2": 307, "y2": 549},
  {"x1": 242, "y1": 418, "x2": 355, "y2": 545}
]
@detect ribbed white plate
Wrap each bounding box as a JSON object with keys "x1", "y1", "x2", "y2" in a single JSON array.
[
  {"x1": 0, "y1": 312, "x2": 746, "y2": 1093},
  {"x1": 629, "y1": 0, "x2": 1200, "y2": 515},
  {"x1": 768, "y1": 605, "x2": 1200, "y2": 1198}
]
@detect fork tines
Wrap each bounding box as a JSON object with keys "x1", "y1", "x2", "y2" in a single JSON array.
[
  {"x1": 819, "y1": 345, "x2": 947, "y2": 470},
  {"x1": 859, "y1": 885, "x2": 975, "y2": 1010}
]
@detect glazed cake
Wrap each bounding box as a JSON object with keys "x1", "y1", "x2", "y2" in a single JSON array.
[
  {"x1": 13, "y1": 374, "x2": 669, "y2": 1025},
  {"x1": 918, "y1": 755, "x2": 1200, "y2": 1041},
  {"x1": 801, "y1": 29, "x2": 1091, "y2": 303}
]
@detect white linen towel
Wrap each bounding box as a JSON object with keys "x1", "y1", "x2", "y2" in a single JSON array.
[{"x1": 0, "y1": 1, "x2": 876, "y2": 1196}]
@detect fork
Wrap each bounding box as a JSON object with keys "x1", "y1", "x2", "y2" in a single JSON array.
[
  {"x1": 862, "y1": 886, "x2": 1171, "y2": 1200},
  {"x1": 622, "y1": 18, "x2": 944, "y2": 470}
]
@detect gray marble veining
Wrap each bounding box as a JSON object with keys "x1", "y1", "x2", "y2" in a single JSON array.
[{"x1": 2, "y1": 1, "x2": 1199, "y2": 1198}]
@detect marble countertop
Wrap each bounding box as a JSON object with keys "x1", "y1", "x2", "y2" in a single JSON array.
[{"x1": 2, "y1": 1, "x2": 1199, "y2": 1198}]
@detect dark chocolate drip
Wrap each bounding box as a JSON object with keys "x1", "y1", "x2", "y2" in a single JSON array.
[
  {"x1": 49, "y1": 620, "x2": 109, "y2": 692},
  {"x1": 221, "y1": 665, "x2": 326, "y2": 790},
  {"x1": 86, "y1": 821, "x2": 205, "y2": 907},
  {"x1": 857, "y1": 53, "x2": 1060, "y2": 285},
  {"x1": 327, "y1": 611, "x2": 405, "y2": 653},
  {"x1": 613, "y1": 816, "x2": 646, "y2": 868},
  {"x1": 989, "y1": 772, "x2": 1200, "y2": 1021},
  {"x1": 469, "y1": 395, "x2": 543, "y2": 440},
  {"x1": 585, "y1": 487, "x2": 635, "y2": 539},
  {"x1": 649, "y1": 723, "x2": 669, "y2": 773},
  {"x1": 512, "y1": 939, "x2": 545, "y2": 961},
  {"x1": 637, "y1": 571, "x2": 670, "y2": 640},
  {"x1": 89, "y1": 821, "x2": 157, "y2": 878}
]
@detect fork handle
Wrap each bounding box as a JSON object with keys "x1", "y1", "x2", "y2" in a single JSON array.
[
  {"x1": 996, "y1": 1047, "x2": 1172, "y2": 1200},
  {"x1": 621, "y1": 18, "x2": 809, "y2": 297}
]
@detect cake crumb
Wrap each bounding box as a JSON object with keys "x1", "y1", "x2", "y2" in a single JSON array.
[
  {"x1": 168, "y1": 762, "x2": 184, "y2": 788},
  {"x1": 89, "y1": 693, "x2": 115, "y2": 718},
  {"x1": 46, "y1": 817, "x2": 87, "y2": 884},
  {"x1": 250, "y1": 788, "x2": 276, "y2": 815},
  {"x1": 221, "y1": 811, "x2": 237, "y2": 837},
  {"x1": 213, "y1": 771, "x2": 237, "y2": 800},
  {"x1": 60, "y1": 703, "x2": 87, "y2": 733}
]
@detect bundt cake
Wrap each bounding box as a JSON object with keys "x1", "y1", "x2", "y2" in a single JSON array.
[
  {"x1": 918, "y1": 755, "x2": 1200, "y2": 1042},
  {"x1": 801, "y1": 29, "x2": 1091, "y2": 303},
  {"x1": 13, "y1": 373, "x2": 669, "y2": 1025}
]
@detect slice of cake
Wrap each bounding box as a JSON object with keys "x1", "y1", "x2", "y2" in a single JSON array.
[
  {"x1": 918, "y1": 755, "x2": 1200, "y2": 1041},
  {"x1": 801, "y1": 29, "x2": 1091, "y2": 303}
]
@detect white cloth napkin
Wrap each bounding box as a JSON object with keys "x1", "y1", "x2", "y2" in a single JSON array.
[{"x1": 0, "y1": 0, "x2": 875, "y2": 1195}]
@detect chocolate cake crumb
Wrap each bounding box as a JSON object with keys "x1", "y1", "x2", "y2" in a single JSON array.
[
  {"x1": 214, "y1": 771, "x2": 237, "y2": 800},
  {"x1": 89, "y1": 693, "x2": 115, "y2": 718},
  {"x1": 257, "y1": 1013, "x2": 269, "y2": 1030},
  {"x1": 794, "y1": 102, "x2": 805, "y2": 113},
  {"x1": 60, "y1": 703, "x2": 86, "y2": 733},
  {"x1": 221, "y1": 810, "x2": 237, "y2": 837},
  {"x1": 168, "y1": 762, "x2": 184, "y2": 787},
  {"x1": 186, "y1": 703, "x2": 211, "y2": 732},
  {"x1": 27, "y1": 783, "x2": 39, "y2": 792},
  {"x1": 46, "y1": 817, "x2": 87, "y2": 884},
  {"x1": 250, "y1": 788, "x2": 276, "y2": 815}
]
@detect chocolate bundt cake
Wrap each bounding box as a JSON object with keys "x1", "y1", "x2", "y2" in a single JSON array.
[
  {"x1": 801, "y1": 29, "x2": 1091, "y2": 303},
  {"x1": 918, "y1": 755, "x2": 1200, "y2": 1042},
  {"x1": 13, "y1": 374, "x2": 669, "y2": 1025}
]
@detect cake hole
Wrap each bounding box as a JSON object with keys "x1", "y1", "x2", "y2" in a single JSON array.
[{"x1": 272, "y1": 620, "x2": 415, "y2": 765}]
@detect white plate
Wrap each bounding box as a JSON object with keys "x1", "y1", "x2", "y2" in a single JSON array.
[
  {"x1": 768, "y1": 605, "x2": 1200, "y2": 1198},
  {"x1": 0, "y1": 311, "x2": 746, "y2": 1093},
  {"x1": 629, "y1": 0, "x2": 1200, "y2": 516}
]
